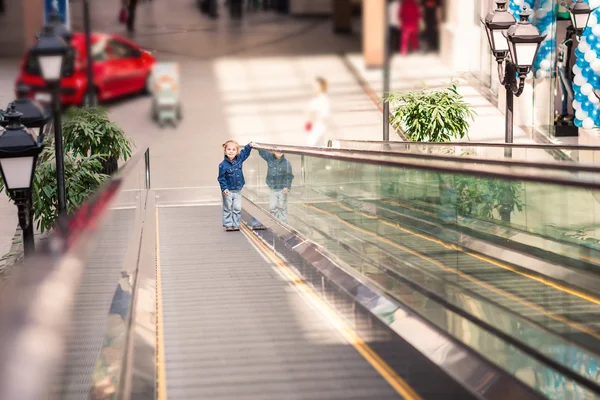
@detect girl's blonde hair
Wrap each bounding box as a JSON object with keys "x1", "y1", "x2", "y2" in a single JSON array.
[
  {"x1": 222, "y1": 140, "x2": 240, "y2": 154},
  {"x1": 316, "y1": 76, "x2": 328, "y2": 93}
]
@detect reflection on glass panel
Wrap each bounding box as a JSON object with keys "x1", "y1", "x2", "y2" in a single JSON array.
[{"x1": 244, "y1": 148, "x2": 600, "y2": 398}]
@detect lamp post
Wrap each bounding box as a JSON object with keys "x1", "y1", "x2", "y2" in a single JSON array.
[
  {"x1": 29, "y1": 24, "x2": 70, "y2": 216},
  {"x1": 0, "y1": 106, "x2": 44, "y2": 257},
  {"x1": 482, "y1": 2, "x2": 545, "y2": 144},
  {"x1": 82, "y1": 0, "x2": 96, "y2": 106},
  {"x1": 383, "y1": 0, "x2": 391, "y2": 141}
]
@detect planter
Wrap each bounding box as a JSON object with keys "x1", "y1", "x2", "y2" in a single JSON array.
[{"x1": 100, "y1": 156, "x2": 119, "y2": 176}]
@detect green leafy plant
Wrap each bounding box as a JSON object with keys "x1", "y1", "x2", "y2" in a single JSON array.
[
  {"x1": 0, "y1": 147, "x2": 109, "y2": 232},
  {"x1": 386, "y1": 83, "x2": 476, "y2": 142},
  {"x1": 63, "y1": 106, "x2": 133, "y2": 174},
  {"x1": 453, "y1": 176, "x2": 523, "y2": 222}
]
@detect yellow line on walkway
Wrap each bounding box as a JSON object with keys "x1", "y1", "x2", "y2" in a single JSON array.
[
  {"x1": 240, "y1": 224, "x2": 422, "y2": 400},
  {"x1": 303, "y1": 203, "x2": 600, "y2": 342},
  {"x1": 155, "y1": 208, "x2": 168, "y2": 400}
]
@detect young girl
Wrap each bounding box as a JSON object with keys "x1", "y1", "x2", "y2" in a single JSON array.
[
  {"x1": 305, "y1": 77, "x2": 330, "y2": 147},
  {"x1": 217, "y1": 140, "x2": 254, "y2": 231}
]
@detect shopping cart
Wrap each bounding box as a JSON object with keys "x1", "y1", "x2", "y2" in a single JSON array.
[{"x1": 150, "y1": 63, "x2": 182, "y2": 127}]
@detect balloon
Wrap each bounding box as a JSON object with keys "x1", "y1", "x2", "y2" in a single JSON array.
[
  {"x1": 573, "y1": 100, "x2": 582, "y2": 110},
  {"x1": 583, "y1": 117, "x2": 595, "y2": 129},
  {"x1": 575, "y1": 118, "x2": 584, "y2": 127},
  {"x1": 582, "y1": 83, "x2": 593, "y2": 95},
  {"x1": 577, "y1": 56, "x2": 587, "y2": 68},
  {"x1": 574, "y1": 64, "x2": 583, "y2": 75},
  {"x1": 591, "y1": 108, "x2": 600, "y2": 119},
  {"x1": 589, "y1": 33, "x2": 599, "y2": 45},
  {"x1": 580, "y1": 42, "x2": 591, "y2": 53},
  {"x1": 585, "y1": 50, "x2": 597, "y2": 63},
  {"x1": 590, "y1": 93, "x2": 600, "y2": 104},
  {"x1": 535, "y1": 70, "x2": 546, "y2": 79},
  {"x1": 591, "y1": 75, "x2": 600, "y2": 86},
  {"x1": 540, "y1": 59, "x2": 551, "y2": 70},
  {"x1": 593, "y1": 24, "x2": 600, "y2": 36},
  {"x1": 576, "y1": 108, "x2": 587, "y2": 120},
  {"x1": 591, "y1": 59, "x2": 600, "y2": 73},
  {"x1": 592, "y1": 0, "x2": 600, "y2": 9},
  {"x1": 574, "y1": 74, "x2": 587, "y2": 86},
  {"x1": 589, "y1": 14, "x2": 598, "y2": 27},
  {"x1": 583, "y1": 100, "x2": 593, "y2": 111},
  {"x1": 584, "y1": 66, "x2": 595, "y2": 79},
  {"x1": 575, "y1": 48, "x2": 585, "y2": 59}
]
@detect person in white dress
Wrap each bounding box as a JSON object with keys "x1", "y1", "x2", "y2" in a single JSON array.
[{"x1": 305, "y1": 77, "x2": 330, "y2": 147}]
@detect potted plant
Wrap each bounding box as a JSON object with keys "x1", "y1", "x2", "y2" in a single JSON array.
[
  {"x1": 386, "y1": 83, "x2": 476, "y2": 142},
  {"x1": 63, "y1": 106, "x2": 134, "y2": 175},
  {"x1": 385, "y1": 83, "x2": 523, "y2": 224}
]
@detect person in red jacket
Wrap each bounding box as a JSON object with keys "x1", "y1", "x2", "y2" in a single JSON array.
[{"x1": 399, "y1": 0, "x2": 422, "y2": 55}]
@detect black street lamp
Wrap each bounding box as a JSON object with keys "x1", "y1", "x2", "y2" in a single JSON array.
[
  {"x1": 0, "y1": 106, "x2": 44, "y2": 257},
  {"x1": 29, "y1": 23, "x2": 70, "y2": 216},
  {"x1": 482, "y1": 2, "x2": 545, "y2": 144},
  {"x1": 8, "y1": 84, "x2": 52, "y2": 138},
  {"x1": 570, "y1": 0, "x2": 593, "y2": 37}
]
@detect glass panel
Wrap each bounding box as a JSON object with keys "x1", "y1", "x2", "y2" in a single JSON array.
[
  {"x1": 0, "y1": 157, "x2": 33, "y2": 190},
  {"x1": 244, "y1": 148, "x2": 600, "y2": 399},
  {"x1": 516, "y1": 43, "x2": 539, "y2": 67},
  {"x1": 493, "y1": 29, "x2": 510, "y2": 51}
]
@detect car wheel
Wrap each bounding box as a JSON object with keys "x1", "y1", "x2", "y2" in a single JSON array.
[{"x1": 143, "y1": 74, "x2": 152, "y2": 95}]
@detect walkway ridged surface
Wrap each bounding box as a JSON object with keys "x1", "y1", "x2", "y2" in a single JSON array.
[{"x1": 157, "y1": 205, "x2": 403, "y2": 400}]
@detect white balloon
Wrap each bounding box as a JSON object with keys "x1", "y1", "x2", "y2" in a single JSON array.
[
  {"x1": 585, "y1": 49, "x2": 597, "y2": 63},
  {"x1": 591, "y1": 0, "x2": 600, "y2": 9},
  {"x1": 580, "y1": 41, "x2": 591, "y2": 53},
  {"x1": 583, "y1": 117, "x2": 596, "y2": 129},
  {"x1": 590, "y1": 92, "x2": 600, "y2": 104},
  {"x1": 535, "y1": 9, "x2": 546, "y2": 18},
  {"x1": 536, "y1": 70, "x2": 546, "y2": 79},
  {"x1": 540, "y1": 59, "x2": 551, "y2": 70},
  {"x1": 574, "y1": 74, "x2": 587, "y2": 86},
  {"x1": 582, "y1": 83, "x2": 594, "y2": 95},
  {"x1": 592, "y1": 59, "x2": 600, "y2": 72},
  {"x1": 574, "y1": 64, "x2": 583, "y2": 75},
  {"x1": 589, "y1": 14, "x2": 598, "y2": 27},
  {"x1": 593, "y1": 24, "x2": 600, "y2": 36},
  {"x1": 573, "y1": 100, "x2": 582, "y2": 110},
  {"x1": 576, "y1": 108, "x2": 587, "y2": 120}
]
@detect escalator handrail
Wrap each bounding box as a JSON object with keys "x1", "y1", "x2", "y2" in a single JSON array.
[
  {"x1": 253, "y1": 143, "x2": 600, "y2": 189},
  {"x1": 0, "y1": 148, "x2": 149, "y2": 400},
  {"x1": 328, "y1": 138, "x2": 600, "y2": 151}
]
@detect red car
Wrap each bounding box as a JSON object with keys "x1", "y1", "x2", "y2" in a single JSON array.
[{"x1": 17, "y1": 32, "x2": 156, "y2": 105}]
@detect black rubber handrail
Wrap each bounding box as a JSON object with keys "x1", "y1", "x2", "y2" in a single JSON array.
[{"x1": 254, "y1": 143, "x2": 600, "y2": 189}]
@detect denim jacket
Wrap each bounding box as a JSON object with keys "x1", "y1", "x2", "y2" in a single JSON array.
[
  {"x1": 218, "y1": 144, "x2": 252, "y2": 192},
  {"x1": 258, "y1": 149, "x2": 294, "y2": 190}
]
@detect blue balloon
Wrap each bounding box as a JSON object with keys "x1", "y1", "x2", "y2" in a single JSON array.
[
  {"x1": 576, "y1": 92, "x2": 588, "y2": 103},
  {"x1": 577, "y1": 56, "x2": 587, "y2": 67},
  {"x1": 583, "y1": 101, "x2": 593, "y2": 112},
  {"x1": 575, "y1": 48, "x2": 585, "y2": 59},
  {"x1": 589, "y1": 33, "x2": 598, "y2": 45},
  {"x1": 575, "y1": 118, "x2": 584, "y2": 127},
  {"x1": 590, "y1": 108, "x2": 600, "y2": 120},
  {"x1": 591, "y1": 75, "x2": 600, "y2": 87}
]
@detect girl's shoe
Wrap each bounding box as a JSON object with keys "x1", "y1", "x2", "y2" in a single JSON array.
[
  {"x1": 225, "y1": 227, "x2": 236, "y2": 231},
  {"x1": 231, "y1": 226, "x2": 240, "y2": 231}
]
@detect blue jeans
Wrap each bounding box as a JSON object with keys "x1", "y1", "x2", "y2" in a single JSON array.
[
  {"x1": 222, "y1": 190, "x2": 242, "y2": 228},
  {"x1": 270, "y1": 189, "x2": 288, "y2": 223}
]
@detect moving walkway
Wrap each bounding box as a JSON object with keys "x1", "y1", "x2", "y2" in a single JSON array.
[{"x1": 1, "y1": 142, "x2": 600, "y2": 400}]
